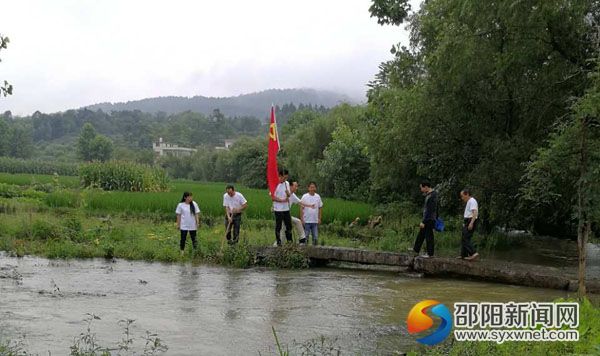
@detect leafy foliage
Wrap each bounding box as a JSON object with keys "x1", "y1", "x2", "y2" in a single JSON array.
[
  {"x1": 522, "y1": 57, "x2": 600, "y2": 235},
  {"x1": 369, "y1": 0, "x2": 411, "y2": 26},
  {"x1": 77, "y1": 123, "x2": 113, "y2": 162},
  {"x1": 317, "y1": 120, "x2": 370, "y2": 200},
  {"x1": 0, "y1": 34, "x2": 12, "y2": 97},
  {"x1": 366, "y1": 0, "x2": 598, "y2": 234}
]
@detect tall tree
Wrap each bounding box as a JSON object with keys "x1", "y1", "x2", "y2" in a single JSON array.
[
  {"x1": 9, "y1": 126, "x2": 33, "y2": 158},
  {"x1": 368, "y1": 0, "x2": 597, "y2": 230},
  {"x1": 89, "y1": 135, "x2": 114, "y2": 162},
  {"x1": 77, "y1": 123, "x2": 97, "y2": 161},
  {"x1": 0, "y1": 117, "x2": 10, "y2": 156}
]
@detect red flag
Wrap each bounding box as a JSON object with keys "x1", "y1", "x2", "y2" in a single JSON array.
[{"x1": 267, "y1": 106, "x2": 280, "y2": 196}]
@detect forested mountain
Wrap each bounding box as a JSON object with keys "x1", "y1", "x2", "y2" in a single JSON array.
[
  {"x1": 85, "y1": 89, "x2": 354, "y2": 117},
  {"x1": 0, "y1": 95, "x2": 332, "y2": 164}
]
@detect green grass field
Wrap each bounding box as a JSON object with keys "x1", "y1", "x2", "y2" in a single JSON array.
[
  {"x1": 0, "y1": 172, "x2": 80, "y2": 188},
  {"x1": 0, "y1": 173, "x2": 524, "y2": 269},
  {"x1": 0, "y1": 173, "x2": 374, "y2": 224}
]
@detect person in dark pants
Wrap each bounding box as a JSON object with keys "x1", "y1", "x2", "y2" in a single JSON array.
[
  {"x1": 272, "y1": 169, "x2": 292, "y2": 246},
  {"x1": 412, "y1": 181, "x2": 438, "y2": 258},
  {"x1": 223, "y1": 185, "x2": 248, "y2": 244},
  {"x1": 176, "y1": 192, "x2": 200, "y2": 256},
  {"x1": 459, "y1": 188, "x2": 479, "y2": 260}
]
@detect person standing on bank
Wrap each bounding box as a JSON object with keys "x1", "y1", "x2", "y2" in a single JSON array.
[
  {"x1": 275, "y1": 178, "x2": 309, "y2": 245},
  {"x1": 176, "y1": 192, "x2": 200, "y2": 256},
  {"x1": 223, "y1": 185, "x2": 248, "y2": 244},
  {"x1": 300, "y1": 182, "x2": 323, "y2": 245},
  {"x1": 272, "y1": 168, "x2": 293, "y2": 246},
  {"x1": 459, "y1": 188, "x2": 479, "y2": 260},
  {"x1": 412, "y1": 181, "x2": 437, "y2": 258}
]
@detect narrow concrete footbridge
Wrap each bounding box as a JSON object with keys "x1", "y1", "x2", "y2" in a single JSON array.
[{"x1": 255, "y1": 245, "x2": 600, "y2": 293}]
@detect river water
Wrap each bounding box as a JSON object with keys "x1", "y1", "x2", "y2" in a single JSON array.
[{"x1": 0, "y1": 253, "x2": 584, "y2": 355}]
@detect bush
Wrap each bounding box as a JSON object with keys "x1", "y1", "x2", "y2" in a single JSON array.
[
  {"x1": 103, "y1": 244, "x2": 115, "y2": 259},
  {"x1": 62, "y1": 216, "x2": 83, "y2": 241},
  {"x1": 21, "y1": 188, "x2": 46, "y2": 200},
  {"x1": 30, "y1": 219, "x2": 62, "y2": 240},
  {"x1": 222, "y1": 243, "x2": 254, "y2": 268},
  {"x1": 79, "y1": 161, "x2": 170, "y2": 192},
  {"x1": 264, "y1": 244, "x2": 310, "y2": 269},
  {"x1": 0, "y1": 183, "x2": 20, "y2": 198}
]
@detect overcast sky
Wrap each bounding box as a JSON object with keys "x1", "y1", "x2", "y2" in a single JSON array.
[{"x1": 0, "y1": 1, "x2": 416, "y2": 115}]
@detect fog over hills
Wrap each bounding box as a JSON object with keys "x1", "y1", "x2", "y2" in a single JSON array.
[{"x1": 85, "y1": 89, "x2": 356, "y2": 118}]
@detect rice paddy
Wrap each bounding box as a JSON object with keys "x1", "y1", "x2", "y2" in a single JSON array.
[
  {"x1": 0, "y1": 172, "x2": 80, "y2": 188},
  {"x1": 0, "y1": 173, "x2": 374, "y2": 224},
  {"x1": 0, "y1": 172, "x2": 486, "y2": 265}
]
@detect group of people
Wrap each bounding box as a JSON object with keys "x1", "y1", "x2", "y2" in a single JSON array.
[
  {"x1": 411, "y1": 181, "x2": 480, "y2": 261},
  {"x1": 175, "y1": 177, "x2": 478, "y2": 261},
  {"x1": 271, "y1": 168, "x2": 324, "y2": 246},
  {"x1": 174, "y1": 168, "x2": 324, "y2": 254}
]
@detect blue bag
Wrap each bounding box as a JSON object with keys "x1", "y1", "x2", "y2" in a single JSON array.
[{"x1": 434, "y1": 217, "x2": 445, "y2": 232}]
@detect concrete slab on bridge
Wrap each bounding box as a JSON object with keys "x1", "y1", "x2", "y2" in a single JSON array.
[{"x1": 254, "y1": 245, "x2": 600, "y2": 293}]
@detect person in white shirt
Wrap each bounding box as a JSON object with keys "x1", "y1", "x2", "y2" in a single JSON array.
[
  {"x1": 276, "y1": 178, "x2": 314, "y2": 245},
  {"x1": 272, "y1": 168, "x2": 292, "y2": 246},
  {"x1": 300, "y1": 182, "x2": 323, "y2": 245},
  {"x1": 223, "y1": 185, "x2": 248, "y2": 244},
  {"x1": 175, "y1": 191, "x2": 201, "y2": 255},
  {"x1": 459, "y1": 188, "x2": 479, "y2": 260}
]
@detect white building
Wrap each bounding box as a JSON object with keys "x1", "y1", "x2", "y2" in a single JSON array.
[
  {"x1": 215, "y1": 139, "x2": 236, "y2": 151},
  {"x1": 153, "y1": 138, "x2": 196, "y2": 158}
]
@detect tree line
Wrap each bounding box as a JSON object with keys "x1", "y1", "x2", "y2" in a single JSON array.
[
  {"x1": 163, "y1": 0, "x2": 600, "y2": 240},
  {"x1": 0, "y1": 101, "x2": 328, "y2": 163}
]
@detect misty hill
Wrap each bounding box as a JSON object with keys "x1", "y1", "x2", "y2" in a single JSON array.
[{"x1": 85, "y1": 89, "x2": 355, "y2": 118}]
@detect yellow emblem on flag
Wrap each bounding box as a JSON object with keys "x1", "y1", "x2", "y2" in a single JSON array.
[{"x1": 269, "y1": 123, "x2": 277, "y2": 141}]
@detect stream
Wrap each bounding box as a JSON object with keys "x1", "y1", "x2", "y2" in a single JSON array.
[{"x1": 0, "y1": 252, "x2": 584, "y2": 355}]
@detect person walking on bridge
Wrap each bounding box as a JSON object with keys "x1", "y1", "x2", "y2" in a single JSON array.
[{"x1": 412, "y1": 181, "x2": 437, "y2": 258}]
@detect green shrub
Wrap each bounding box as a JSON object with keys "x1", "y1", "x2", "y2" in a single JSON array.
[
  {"x1": 31, "y1": 182, "x2": 55, "y2": 193},
  {"x1": 264, "y1": 244, "x2": 309, "y2": 269},
  {"x1": 79, "y1": 161, "x2": 169, "y2": 192},
  {"x1": 103, "y1": 244, "x2": 115, "y2": 259},
  {"x1": 30, "y1": 219, "x2": 62, "y2": 240},
  {"x1": 62, "y1": 216, "x2": 83, "y2": 241},
  {"x1": 21, "y1": 188, "x2": 47, "y2": 200},
  {"x1": 222, "y1": 243, "x2": 254, "y2": 268},
  {"x1": 0, "y1": 183, "x2": 20, "y2": 198}
]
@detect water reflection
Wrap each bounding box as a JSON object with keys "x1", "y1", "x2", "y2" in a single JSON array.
[
  {"x1": 269, "y1": 274, "x2": 291, "y2": 325},
  {"x1": 223, "y1": 270, "x2": 242, "y2": 321},
  {"x1": 177, "y1": 264, "x2": 200, "y2": 314}
]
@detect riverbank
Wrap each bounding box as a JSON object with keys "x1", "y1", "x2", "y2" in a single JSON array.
[
  {"x1": 0, "y1": 174, "x2": 597, "y2": 291},
  {"x1": 0, "y1": 201, "x2": 531, "y2": 267}
]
